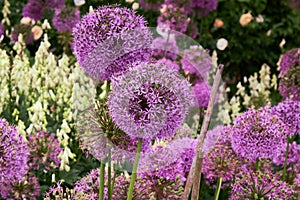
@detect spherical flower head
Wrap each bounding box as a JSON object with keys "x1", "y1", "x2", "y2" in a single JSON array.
[
  {"x1": 279, "y1": 65, "x2": 300, "y2": 101},
  {"x1": 157, "y1": 58, "x2": 180, "y2": 72},
  {"x1": 0, "y1": 23, "x2": 4, "y2": 38},
  {"x1": 52, "y1": 6, "x2": 80, "y2": 32},
  {"x1": 27, "y1": 131, "x2": 62, "y2": 171},
  {"x1": 0, "y1": 118, "x2": 29, "y2": 193},
  {"x1": 230, "y1": 165, "x2": 297, "y2": 200},
  {"x1": 231, "y1": 107, "x2": 289, "y2": 160},
  {"x1": 12, "y1": 24, "x2": 34, "y2": 44},
  {"x1": 203, "y1": 125, "x2": 224, "y2": 154},
  {"x1": 191, "y1": 0, "x2": 218, "y2": 17},
  {"x1": 203, "y1": 128, "x2": 241, "y2": 187},
  {"x1": 108, "y1": 62, "x2": 193, "y2": 140},
  {"x1": 272, "y1": 98, "x2": 300, "y2": 136},
  {"x1": 22, "y1": 0, "x2": 44, "y2": 21},
  {"x1": 158, "y1": 4, "x2": 190, "y2": 34},
  {"x1": 139, "y1": 0, "x2": 164, "y2": 11},
  {"x1": 192, "y1": 81, "x2": 211, "y2": 107},
  {"x1": 181, "y1": 45, "x2": 212, "y2": 80},
  {"x1": 1, "y1": 173, "x2": 40, "y2": 200},
  {"x1": 45, "y1": 0, "x2": 65, "y2": 9},
  {"x1": 279, "y1": 48, "x2": 300, "y2": 78},
  {"x1": 151, "y1": 36, "x2": 179, "y2": 60},
  {"x1": 72, "y1": 5, "x2": 152, "y2": 81},
  {"x1": 165, "y1": 0, "x2": 193, "y2": 15},
  {"x1": 78, "y1": 101, "x2": 150, "y2": 163}
]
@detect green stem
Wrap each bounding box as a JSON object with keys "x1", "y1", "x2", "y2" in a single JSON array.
[
  {"x1": 214, "y1": 177, "x2": 222, "y2": 200},
  {"x1": 126, "y1": 139, "x2": 143, "y2": 200},
  {"x1": 99, "y1": 162, "x2": 105, "y2": 200},
  {"x1": 282, "y1": 141, "x2": 290, "y2": 181},
  {"x1": 108, "y1": 148, "x2": 112, "y2": 200}
]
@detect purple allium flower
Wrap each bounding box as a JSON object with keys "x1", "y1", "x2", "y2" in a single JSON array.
[
  {"x1": 202, "y1": 127, "x2": 241, "y2": 187},
  {"x1": 108, "y1": 62, "x2": 193, "y2": 140},
  {"x1": 1, "y1": 173, "x2": 40, "y2": 200},
  {"x1": 139, "y1": 0, "x2": 164, "y2": 11},
  {"x1": 272, "y1": 98, "x2": 300, "y2": 136},
  {"x1": 151, "y1": 36, "x2": 179, "y2": 60},
  {"x1": 0, "y1": 118, "x2": 29, "y2": 196},
  {"x1": 203, "y1": 125, "x2": 224, "y2": 154},
  {"x1": 22, "y1": 0, "x2": 44, "y2": 21},
  {"x1": 0, "y1": 23, "x2": 4, "y2": 37},
  {"x1": 231, "y1": 107, "x2": 289, "y2": 160},
  {"x1": 72, "y1": 5, "x2": 152, "y2": 81},
  {"x1": 191, "y1": 0, "x2": 218, "y2": 17},
  {"x1": 52, "y1": 6, "x2": 80, "y2": 32},
  {"x1": 164, "y1": 0, "x2": 193, "y2": 15},
  {"x1": 279, "y1": 48, "x2": 300, "y2": 78},
  {"x1": 181, "y1": 46, "x2": 212, "y2": 80},
  {"x1": 158, "y1": 3, "x2": 190, "y2": 34},
  {"x1": 230, "y1": 165, "x2": 297, "y2": 200},
  {"x1": 78, "y1": 102, "x2": 150, "y2": 163},
  {"x1": 27, "y1": 131, "x2": 62, "y2": 171},
  {"x1": 11, "y1": 24, "x2": 34, "y2": 44},
  {"x1": 157, "y1": 58, "x2": 180, "y2": 72},
  {"x1": 192, "y1": 81, "x2": 211, "y2": 107},
  {"x1": 279, "y1": 65, "x2": 300, "y2": 101}
]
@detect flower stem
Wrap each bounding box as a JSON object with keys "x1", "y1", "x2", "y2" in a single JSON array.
[
  {"x1": 126, "y1": 139, "x2": 143, "y2": 200},
  {"x1": 108, "y1": 148, "x2": 112, "y2": 200},
  {"x1": 214, "y1": 177, "x2": 222, "y2": 200},
  {"x1": 282, "y1": 141, "x2": 290, "y2": 181},
  {"x1": 99, "y1": 162, "x2": 105, "y2": 200}
]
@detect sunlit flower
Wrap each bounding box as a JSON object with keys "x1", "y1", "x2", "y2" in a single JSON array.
[
  {"x1": 239, "y1": 12, "x2": 253, "y2": 26},
  {"x1": 216, "y1": 38, "x2": 228, "y2": 50},
  {"x1": 214, "y1": 19, "x2": 224, "y2": 28}
]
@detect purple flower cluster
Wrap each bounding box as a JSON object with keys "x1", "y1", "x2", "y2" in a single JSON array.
[
  {"x1": 72, "y1": 5, "x2": 152, "y2": 81},
  {"x1": 230, "y1": 107, "x2": 288, "y2": 160},
  {"x1": 22, "y1": 0, "x2": 65, "y2": 21},
  {"x1": 164, "y1": 0, "x2": 193, "y2": 15},
  {"x1": 1, "y1": 173, "x2": 40, "y2": 200},
  {"x1": 231, "y1": 165, "x2": 297, "y2": 199},
  {"x1": 157, "y1": 3, "x2": 190, "y2": 34},
  {"x1": 139, "y1": 0, "x2": 164, "y2": 11},
  {"x1": 203, "y1": 125, "x2": 223, "y2": 154},
  {"x1": 151, "y1": 36, "x2": 179, "y2": 60},
  {"x1": 157, "y1": 58, "x2": 180, "y2": 72},
  {"x1": 192, "y1": 81, "x2": 211, "y2": 107},
  {"x1": 202, "y1": 128, "x2": 241, "y2": 187},
  {"x1": 27, "y1": 131, "x2": 62, "y2": 171},
  {"x1": 12, "y1": 24, "x2": 34, "y2": 44},
  {"x1": 52, "y1": 6, "x2": 80, "y2": 32},
  {"x1": 44, "y1": 182, "x2": 73, "y2": 200},
  {"x1": 108, "y1": 62, "x2": 193, "y2": 140},
  {"x1": 279, "y1": 48, "x2": 300, "y2": 77},
  {"x1": 279, "y1": 65, "x2": 300, "y2": 101},
  {"x1": 0, "y1": 118, "x2": 29, "y2": 197},
  {"x1": 272, "y1": 98, "x2": 300, "y2": 136},
  {"x1": 192, "y1": 0, "x2": 218, "y2": 17}
]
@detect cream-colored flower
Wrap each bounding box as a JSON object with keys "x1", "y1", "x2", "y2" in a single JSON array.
[
  {"x1": 132, "y1": 2, "x2": 139, "y2": 10},
  {"x1": 255, "y1": 14, "x2": 264, "y2": 23},
  {"x1": 279, "y1": 38, "x2": 286, "y2": 48},
  {"x1": 239, "y1": 12, "x2": 253, "y2": 26},
  {"x1": 31, "y1": 25, "x2": 43, "y2": 40},
  {"x1": 20, "y1": 17, "x2": 32, "y2": 25},
  {"x1": 126, "y1": 0, "x2": 134, "y2": 3},
  {"x1": 74, "y1": 0, "x2": 85, "y2": 6},
  {"x1": 216, "y1": 38, "x2": 228, "y2": 50}
]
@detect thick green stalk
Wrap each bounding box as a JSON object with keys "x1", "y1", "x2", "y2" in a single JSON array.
[
  {"x1": 214, "y1": 177, "x2": 222, "y2": 200},
  {"x1": 99, "y1": 162, "x2": 105, "y2": 200},
  {"x1": 126, "y1": 139, "x2": 143, "y2": 200}
]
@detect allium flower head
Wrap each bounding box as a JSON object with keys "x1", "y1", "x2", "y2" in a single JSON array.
[
  {"x1": 158, "y1": 3, "x2": 190, "y2": 34},
  {"x1": 0, "y1": 118, "x2": 29, "y2": 194},
  {"x1": 44, "y1": 0, "x2": 65, "y2": 9},
  {"x1": 157, "y1": 58, "x2": 180, "y2": 72},
  {"x1": 231, "y1": 107, "x2": 289, "y2": 160},
  {"x1": 203, "y1": 125, "x2": 224, "y2": 154},
  {"x1": 22, "y1": 0, "x2": 44, "y2": 21},
  {"x1": 192, "y1": 81, "x2": 211, "y2": 107},
  {"x1": 27, "y1": 131, "x2": 62, "y2": 171},
  {"x1": 44, "y1": 182, "x2": 73, "y2": 200},
  {"x1": 52, "y1": 6, "x2": 80, "y2": 32},
  {"x1": 72, "y1": 5, "x2": 152, "y2": 81},
  {"x1": 279, "y1": 48, "x2": 300, "y2": 77},
  {"x1": 203, "y1": 127, "x2": 241, "y2": 187},
  {"x1": 279, "y1": 65, "x2": 300, "y2": 101},
  {"x1": 231, "y1": 165, "x2": 297, "y2": 200},
  {"x1": 1, "y1": 173, "x2": 40, "y2": 200},
  {"x1": 164, "y1": 0, "x2": 193, "y2": 15},
  {"x1": 108, "y1": 62, "x2": 193, "y2": 140},
  {"x1": 272, "y1": 98, "x2": 300, "y2": 136},
  {"x1": 192, "y1": 0, "x2": 218, "y2": 17}
]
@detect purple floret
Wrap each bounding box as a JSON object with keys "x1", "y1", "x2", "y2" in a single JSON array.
[
  {"x1": 279, "y1": 48, "x2": 300, "y2": 78},
  {"x1": 22, "y1": 0, "x2": 44, "y2": 21},
  {"x1": 52, "y1": 6, "x2": 80, "y2": 32},
  {"x1": 192, "y1": 0, "x2": 218, "y2": 17}
]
